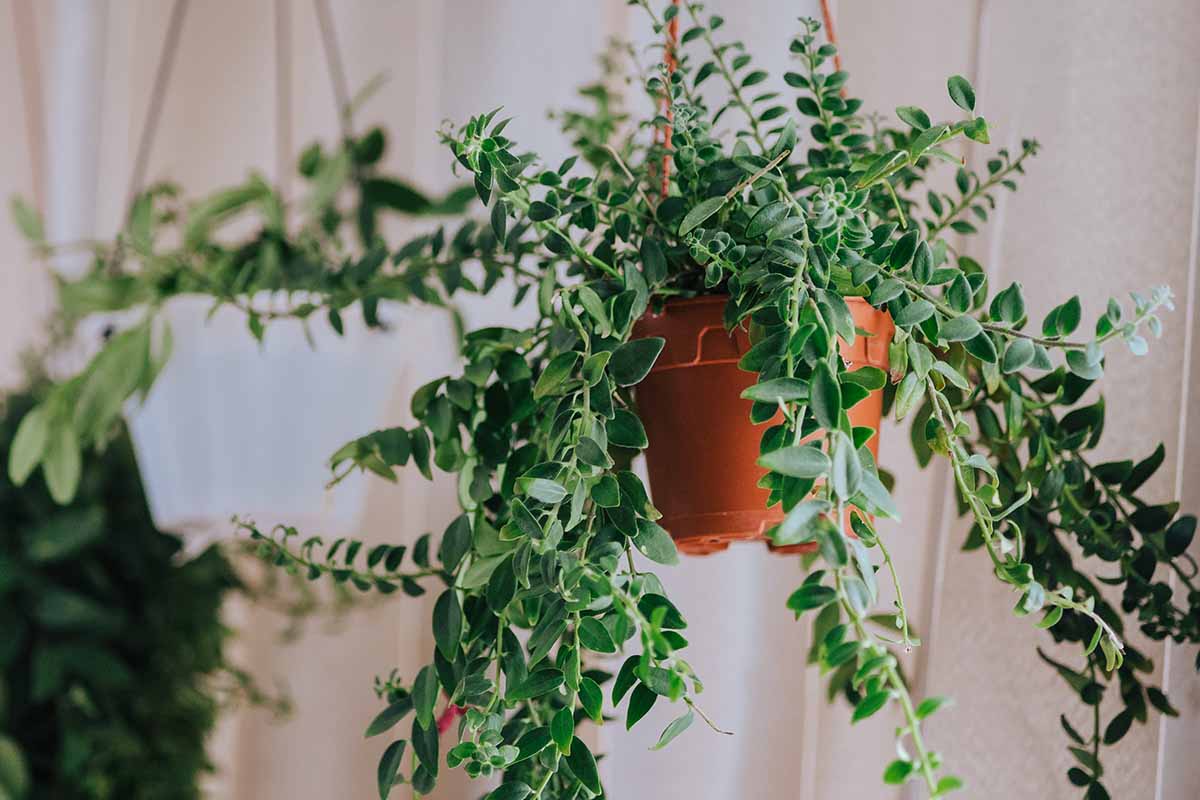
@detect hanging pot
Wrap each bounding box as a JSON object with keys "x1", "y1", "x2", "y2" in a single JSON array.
[
  {"x1": 116, "y1": 294, "x2": 419, "y2": 552},
  {"x1": 632, "y1": 295, "x2": 893, "y2": 556}
]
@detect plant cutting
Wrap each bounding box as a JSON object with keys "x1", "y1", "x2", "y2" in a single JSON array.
[{"x1": 18, "y1": 4, "x2": 1200, "y2": 799}]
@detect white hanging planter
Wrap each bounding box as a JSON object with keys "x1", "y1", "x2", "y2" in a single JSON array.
[{"x1": 116, "y1": 294, "x2": 417, "y2": 549}]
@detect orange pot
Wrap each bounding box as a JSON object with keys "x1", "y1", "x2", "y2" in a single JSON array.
[{"x1": 632, "y1": 295, "x2": 893, "y2": 556}]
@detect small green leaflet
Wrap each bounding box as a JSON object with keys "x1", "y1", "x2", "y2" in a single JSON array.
[
  {"x1": 678, "y1": 196, "x2": 726, "y2": 235},
  {"x1": 758, "y1": 446, "x2": 830, "y2": 479},
  {"x1": 947, "y1": 75, "x2": 976, "y2": 112},
  {"x1": 633, "y1": 519, "x2": 679, "y2": 565},
  {"x1": 609, "y1": 338, "x2": 665, "y2": 386},
  {"x1": 377, "y1": 740, "x2": 405, "y2": 800},
  {"x1": 652, "y1": 709, "x2": 694, "y2": 750}
]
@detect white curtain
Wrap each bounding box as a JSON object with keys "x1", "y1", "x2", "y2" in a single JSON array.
[{"x1": 2, "y1": 2, "x2": 1198, "y2": 799}]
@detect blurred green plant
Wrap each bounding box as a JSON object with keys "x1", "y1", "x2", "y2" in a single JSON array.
[{"x1": 0, "y1": 385, "x2": 254, "y2": 799}]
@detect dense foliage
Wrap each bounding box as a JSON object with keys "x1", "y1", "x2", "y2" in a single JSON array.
[
  {"x1": 12, "y1": 5, "x2": 1199, "y2": 799},
  {"x1": 0, "y1": 388, "x2": 240, "y2": 799}
]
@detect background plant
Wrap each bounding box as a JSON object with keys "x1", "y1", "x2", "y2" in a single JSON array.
[
  {"x1": 0, "y1": 383, "x2": 264, "y2": 800},
  {"x1": 6, "y1": 122, "x2": 480, "y2": 506}
]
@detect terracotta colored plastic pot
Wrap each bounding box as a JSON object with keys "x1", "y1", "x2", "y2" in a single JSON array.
[{"x1": 632, "y1": 295, "x2": 893, "y2": 556}]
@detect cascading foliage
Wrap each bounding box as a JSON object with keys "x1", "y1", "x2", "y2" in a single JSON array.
[{"x1": 13, "y1": 4, "x2": 1199, "y2": 799}]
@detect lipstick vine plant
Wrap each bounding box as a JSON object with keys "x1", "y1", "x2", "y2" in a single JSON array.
[
  {"x1": 239, "y1": 8, "x2": 1197, "y2": 798},
  {"x1": 15, "y1": 5, "x2": 1196, "y2": 800}
]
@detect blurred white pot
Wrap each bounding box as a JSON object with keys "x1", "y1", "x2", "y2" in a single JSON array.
[{"x1": 118, "y1": 294, "x2": 413, "y2": 549}]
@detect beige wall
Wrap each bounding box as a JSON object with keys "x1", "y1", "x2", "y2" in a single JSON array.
[{"x1": 1, "y1": 1, "x2": 1197, "y2": 798}]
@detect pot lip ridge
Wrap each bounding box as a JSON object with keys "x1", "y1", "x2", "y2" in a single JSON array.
[{"x1": 645, "y1": 292, "x2": 877, "y2": 318}]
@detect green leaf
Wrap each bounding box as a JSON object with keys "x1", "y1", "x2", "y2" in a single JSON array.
[
  {"x1": 786, "y1": 583, "x2": 836, "y2": 613},
  {"x1": 1066, "y1": 350, "x2": 1103, "y2": 380},
  {"x1": 1001, "y1": 338, "x2": 1035, "y2": 373},
  {"x1": 633, "y1": 519, "x2": 679, "y2": 565},
  {"x1": 831, "y1": 433, "x2": 863, "y2": 501},
  {"x1": 487, "y1": 556, "x2": 517, "y2": 612},
  {"x1": 811, "y1": 361, "x2": 842, "y2": 430},
  {"x1": 746, "y1": 202, "x2": 790, "y2": 239},
  {"x1": 582, "y1": 351, "x2": 611, "y2": 385},
  {"x1": 1147, "y1": 687, "x2": 1179, "y2": 717},
  {"x1": 551, "y1": 706, "x2": 575, "y2": 754},
  {"x1": 937, "y1": 776, "x2": 965, "y2": 794},
  {"x1": 577, "y1": 617, "x2": 618, "y2": 653},
  {"x1": 842, "y1": 366, "x2": 887, "y2": 392},
  {"x1": 896, "y1": 106, "x2": 931, "y2": 129},
  {"x1": 870, "y1": 278, "x2": 904, "y2": 306},
  {"x1": 939, "y1": 315, "x2": 982, "y2": 342},
  {"x1": 641, "y1": 237, "x2": 668, "y2": 283},
  {"x1": 889, "y1": 231, "x2": 920, "y2": 270},
  {"x1": 741, "y1": 377, "x2": 808, "y2": 403},
  {"x1": 858, "y1": 470, "x2": 899, "y2": 519},
  {"x1": 366, "y1": 695, "x2": 414, "y2": 738},
  {"x1": 8, "y1": 405, "x2": 48, "y2": 484},
  {"x1": 438, "y1": 514, "x2": 472, "y2": 571},
  {"x1": 412, "y1": 665, "x2": 438, "y2": 729},
  {"x1": 490, "y1": 200, "x2": 508, "y2": 244},
  {"x1": 678, "y1": 196, "x2": 726, "y2": 235},
  {"x1": 411, "y1": 719, "x2": 439, "y2": 778},
  {"x1": 894, "y1": 299, "x2": 934, "y2": 327},
  {"x1": 508, "y1": 669, "x2": 564, "y2": 701},
  {"x1": 42, "y1": 425, "x2": 81, "y2": 504},
  {"x1": 609, "y1": 338, "x2": 665, "y2": 386},
  {"x1": 1103, "y1": 709, "x2": 1133, "y2": 745},
  {"x1": 522, "y1": 478, "x2": 569, "y2": 504},
  {"x1": 626, "y1": 684, "x2": 657, "y2": 729},
  {"x1": 377, "y1": 739, "x2": 406, "y2": 800},
  {"x1": 1165, "y1": 516, "x2": 1195, "y2": 557},
  {"x1": 533, "y1": 352, "x2": 579, "y2": 399},
  {"x1": 774, "y1": 499, "x2": 831, "y2": 546},
  {"x1": 487, "y1": 783, "x2": 532, "y2": 800},
  {"x1": 564, "y1": 737, "x2": 602, "y2": 794},
  {"x1": 612, "y1": 656, "x2": 639, "y2": 705},
  {"x1": 852, "y1": 690, "x2": 891, "y2": 722},
  {"x1": 947, "y1": 75, "x2": 976, "y2": 112},
  {"x1": 883, "y1": 759, "x2": 914, "y2": 785},
  {"x1": 758, "y1": 445, "x2": 830, "y2": 479},
  {"x1": 608, "y1": 409, "x2": 649, "y2": 449},
  {"x1": 10, "y1": 195, "x2": 44, "y2": 242},
  {"x1": 915, "y1": 696, "x2": 949, "y2": 719},
  {"x1": 652, "y1": 709, "x2": 695, "y2": 750},
  {"x1": 513, "y1": 728, "x2": 552, "y2": 764},
  {"x1": 432, "y1": 590, "x2": 462, "y2": 659},
  {"x1": 931, "y1": 361, "x2": 969, "y2": 391},
  {"x1": 579, "y1": 677, "x2": 604, "y2": 722}
]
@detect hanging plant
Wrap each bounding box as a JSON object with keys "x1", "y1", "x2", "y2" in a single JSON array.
[
  {"x1": 16, "y1": 4, "x2": 1198, "y2": 799},
  {"x1": 5, "y1": 124, "x2": 484, "y2": 509}
]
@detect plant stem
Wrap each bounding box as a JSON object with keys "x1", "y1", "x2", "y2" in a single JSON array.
[
  {"x1": 684, "y1": 3, "x2": 768, "y2": 151},
  {"x1": 927, "y1": 147, "x2": 1034, "y2": 238},
  {"x1": 834, "y1": 569, "x2": 940, "y2": 795}
]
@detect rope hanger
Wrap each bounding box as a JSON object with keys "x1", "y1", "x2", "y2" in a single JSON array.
[{"x1": 123, "y1": 0, "x2": 353, "y2": 213}]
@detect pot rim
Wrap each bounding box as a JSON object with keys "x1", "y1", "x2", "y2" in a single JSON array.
[{"x1": 647, "y1": 292, "x2": 877, "y2": 316}]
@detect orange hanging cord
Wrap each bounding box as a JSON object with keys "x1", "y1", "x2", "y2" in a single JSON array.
[
  {"x1": 657, "y1": 0, "x2": 681, "y2": 201},
  {"x1": 818, "y1": 0, "x2": 848, "y2": 97},
  {"x1": 818, "y1": 0, "x2": 843, "y2": 71}
]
